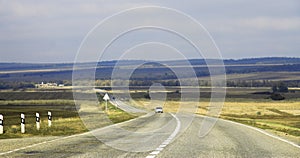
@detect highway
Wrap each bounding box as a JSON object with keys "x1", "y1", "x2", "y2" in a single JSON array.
[
  {"x1": 1, "y1": 112, "x2": 300, "y2": 158},
  {"x1": 110, "y1": 98, "x2": 146, "y2": 113}
]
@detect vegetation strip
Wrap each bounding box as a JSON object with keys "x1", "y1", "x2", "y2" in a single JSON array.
[{"x1": 0, "y1": 100, "x2": 136, "y2": 139}]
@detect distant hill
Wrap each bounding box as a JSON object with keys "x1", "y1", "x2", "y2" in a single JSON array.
[
  {"x1": 223, "y1": 57, "x2": 300, "y2": 65},
  {"x1": 0, "y1": 57, "x2": 300, "y2": 83},
  {"x1": 98, "y1": 57, "x2": 300, "y2": 66},
  {"x1": 1, "y1": 57, "x2": 300, "y2": 71},
  {"x1": 168, "y1": 57, "x2": 300, "y2": 66},
  {"x1": 0, "y1": 57, "x2": 300, "y2": 88}
]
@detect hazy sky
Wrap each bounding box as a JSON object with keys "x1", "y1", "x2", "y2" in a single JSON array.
[{"x1": 0, "y1": 0, "x2": 299, "y2": 63}]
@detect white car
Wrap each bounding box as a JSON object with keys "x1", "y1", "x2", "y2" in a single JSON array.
[{"x1": 155, "y1": 107, "x2": 163, "y2": 113}]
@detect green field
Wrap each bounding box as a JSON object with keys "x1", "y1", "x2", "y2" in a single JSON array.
[
  {"x1": 0, "y1": 99, "x2": 136, "y2": 139},
  {"x1": 0, "y1": 101, "x2": 85, "y2": 139}
]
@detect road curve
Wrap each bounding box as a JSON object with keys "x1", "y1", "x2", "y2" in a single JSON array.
[
  {"x1": 110, "y1": 99, "x2": 146, "y2": 113},
  {"x1": 158, "y1": 116, "x2": 300, "y2": 158},
  {"x1": 1, "y1": 113, "x2": 300, "y2": 158}
]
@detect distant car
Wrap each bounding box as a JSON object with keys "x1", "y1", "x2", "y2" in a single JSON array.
[{"x1": 155, "y1": 107, "x2": 163, "y2": 113}]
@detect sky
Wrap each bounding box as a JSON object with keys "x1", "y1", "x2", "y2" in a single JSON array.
[{"x1": 0, "y1": 0, "x2": 299, "y2": 63}]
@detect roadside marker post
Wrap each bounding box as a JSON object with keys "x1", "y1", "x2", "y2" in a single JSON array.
[
  {"x1": 0, "y1": 114, "x2": 3, "y2": 134},
  {"x1": 21, "y1": 113, "x2": 25, "y2": 133},
  {"x1": 103, "y1": 93, "x2": 110, "y2": 111},
  {"x1": 48, "y1": 111, "x2": 52, "y2": 127},
  {"x1": 36, "y1": 113, "x2": 40, "y2": 130}
]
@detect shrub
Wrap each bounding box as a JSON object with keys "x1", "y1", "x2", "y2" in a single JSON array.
[{"x1": 270, "y1": 93, "x2": 285, "y2": 100}]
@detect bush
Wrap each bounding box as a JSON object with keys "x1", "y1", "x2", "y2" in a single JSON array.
[
  {"x1": 278, "y1": 82, "x2": 288, "y2": 92},
  {"x1": 144, "y1": 93, "x2": 150, "y2": 99},
  {"x1": 270, "y1": 93, "x2": 285, "y2": 100},
  {"x1": 272, "y1": 82, "x2": 288, "y2": 93},
  {"x1": 256, "y1": 111, "x2": 261, "y2": 115}
]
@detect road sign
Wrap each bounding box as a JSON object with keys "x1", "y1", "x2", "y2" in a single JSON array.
[
  {"x1": 103, "y1": 93, "x2": 110, "y2": 111},
  {"x1": 103, "y1": 93, "x2": 110, "y2": 101}
]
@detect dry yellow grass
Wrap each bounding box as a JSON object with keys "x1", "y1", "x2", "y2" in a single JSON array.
[
  {"x1": 193, "y1": 101, "x2": 300, "y2": 116},
  {"x1": 131, "y1": 99, "x2": 202, "y2": 113},
  {"x1": 132, "y1": 98, "x2": 300, "y2": 144},
  {"x1": 130, "y1": 99, "x2": 300, "y2": 117}
]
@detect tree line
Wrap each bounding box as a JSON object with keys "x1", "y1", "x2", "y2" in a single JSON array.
[
  {"x1": 95, "y1": 79, "x2": 300, "y2": 88},
  {"x1": 0, "y1": 79, "x2": 298, "y2": 90}
]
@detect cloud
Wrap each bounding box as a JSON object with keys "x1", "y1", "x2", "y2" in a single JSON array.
[
  {"x1": 238, "y1": 17, "x2": 300, "y2": 31},
  {"x1": 0, "y1": 0, "x2": 299, "y2": 62}
]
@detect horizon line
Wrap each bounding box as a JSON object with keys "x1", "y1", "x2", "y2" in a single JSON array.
[{"x1": 0, "y1": 56, "x2": 300, "y2": 64}]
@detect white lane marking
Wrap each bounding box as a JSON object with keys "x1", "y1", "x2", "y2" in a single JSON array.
[
  {"x1": 220, "y1": 118, "x2": 300, "y2": 149},
  {"x1": 146, "y1": 113, "x2": 181, "y2": 158},
  {"x1": 0, "y1": 132, "x2": 89, "y2": 156},
  {"x1": 159, "y1": 144, "x2": 167, "y2": 148},
  {"x1": 0, "y1": 112, "x2": 180, "y2": 157},
  {"x1": 150, "y1": 151, "x2": 160, "y2": 155},
  {"x1": 155, "y1": 147, "x2": 164, "y2": 151},
  {"x1": 198, "y1": 114, "x2": 300, "y2": 149},
  {"x1": 0, "y1": 111, "x2": 155, "y2": 156}
]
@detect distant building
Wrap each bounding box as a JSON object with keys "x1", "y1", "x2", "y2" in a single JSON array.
[{"x1": 36, "y1": 82, "x2": 58, "y2": 88}]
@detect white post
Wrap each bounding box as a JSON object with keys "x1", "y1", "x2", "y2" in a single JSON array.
[
  {"x1": 48, "y1": 111, "x2": 52, "y2": 127},
  {"x1": 0, "y1": 114, "x2": 3, "y2": 134},
  {"x1": 36, "y1": 113, "x2": 40, "y2": 130},
  {"x1": 105, "y1": 100, "x2": 108, "y2": 111},
  {"x1": 21, "y1": 113, "x2": 25, "y2": 133}
]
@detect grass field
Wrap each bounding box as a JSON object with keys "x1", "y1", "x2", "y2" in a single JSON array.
[
  {"x1": 0, "y1": 103, "x2": 86, "y2": 139},
  {"x1": 215, "y1": 99, "x2": 300, "y2": 143},
  {"x1": 106, "y1": 102, "x2": 137, "y2": 124},
  {"x1": 0, "y1": 100, "x2": 136, "y2": 139},
  {"x1": 130, "y1": 97, "x2": 300, "y2": 144},
  {"x1": 197, "y1": 72, "x2": 300, "y2": 81},
  {"x1": 0, "y1": 88, "x2": 299, "y2": 144}
]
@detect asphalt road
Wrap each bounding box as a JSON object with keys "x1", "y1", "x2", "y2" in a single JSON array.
[
  {"x1": 110, "y1": 99, "x2": 146, "y2": 113},
  {"x1": 1, "y1": 112, "x2": 300, "y2": 158}
]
